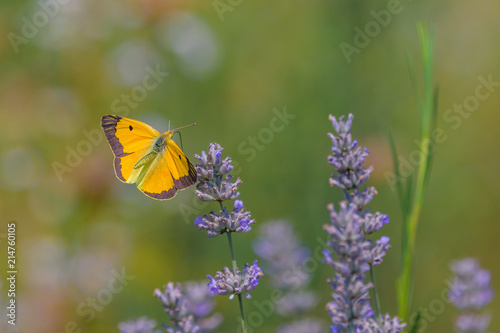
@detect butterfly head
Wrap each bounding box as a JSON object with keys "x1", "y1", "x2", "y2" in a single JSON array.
[{"x1": 154, "y1": 133, "x2": 172, "y2": 153}]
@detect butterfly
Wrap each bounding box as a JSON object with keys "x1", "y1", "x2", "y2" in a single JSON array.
[{"x1": 101, "y1": 115, "x2": 197, "y2": 200}]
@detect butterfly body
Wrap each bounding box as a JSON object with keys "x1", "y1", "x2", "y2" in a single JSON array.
[{"x1": 101, "y1": 115, "x2": 197, "y2": 200}]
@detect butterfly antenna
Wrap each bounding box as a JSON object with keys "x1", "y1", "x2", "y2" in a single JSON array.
[
  {"x1": 168, "y1": 120, "x2": 171, "y2": 131},
  {"x1": 172, "y1": 123, "x2": 196, "y2": 131}
]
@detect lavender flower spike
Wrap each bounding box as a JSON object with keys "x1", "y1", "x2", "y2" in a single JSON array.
[
  {"x1": 207, "y1": 260, "x2": 264, "y2": 299},
  {"x1": 324, "y1": 114, "x2": 404, "y2": 332},
  {"x1": 449, "y1": 258, "x2": 494, "y2": 333},
  {"x1": 194, "y1": 143, "x2": 242, "y2": 202}
]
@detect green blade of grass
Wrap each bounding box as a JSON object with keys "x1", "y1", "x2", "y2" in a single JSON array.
[
  {"x1": 423, "y1": 86, "x2": 440, "y2": 188},
  {"x1": 397, "y1": 21, "x2": 437, "y2": 322}
]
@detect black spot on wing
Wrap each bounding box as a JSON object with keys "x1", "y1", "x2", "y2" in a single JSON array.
[
  {"x1": 129, "y1": 125, "x2": 133, "y2": 131},
  {"x1": 101, "y1": 115, "x2": 127, "y2": 157}
]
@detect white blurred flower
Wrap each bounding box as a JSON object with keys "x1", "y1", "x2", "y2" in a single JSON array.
[{"x1": 157, "y1": 11, "x2": 221, "y2": 80}]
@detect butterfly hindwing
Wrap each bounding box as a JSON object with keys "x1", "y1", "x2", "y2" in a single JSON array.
[
  {"x1": 113, "y1": 148, "x2": 151, "y2": 184},
  {"x1": 136, "y1": 151, "x2": 177, "y2": 200}
]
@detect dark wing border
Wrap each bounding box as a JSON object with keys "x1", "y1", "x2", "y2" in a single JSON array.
[{"x1": 101, "y1": 115, "x2": 127, "y2": 157}]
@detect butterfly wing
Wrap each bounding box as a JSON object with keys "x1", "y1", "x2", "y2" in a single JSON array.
[
  {"x1": 136, "y1": 151, "x2": 178, "y2": 200},
  {"x1": 101, "y1": 115, "x2": 159, "y2": 183},
  {"x1": 165, "y1": 138, "x2": 197, "y2": 190}
]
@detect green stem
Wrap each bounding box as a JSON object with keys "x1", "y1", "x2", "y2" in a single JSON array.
[
  {"x1": 369, "y1": 266, "x2": 382, "y2": 324},
  {"x1": 226, "y1": 231, "x2": 238, "y2": 275},
  {"x1": 221, "y1": 202, "x2": 247, "y2": 333},
  {"x1": 237, "y1": 294, "x2": 246, "y2": 332}
]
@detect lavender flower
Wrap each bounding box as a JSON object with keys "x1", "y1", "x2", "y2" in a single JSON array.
[
  {"x1": 194, "y1": 143, "x2": 242, "y2": 202},
  {"x1": 254, "y1": 220, "x2": 324, "y2": 328},
  {"x1": 154, "y1": 281, "x2": 222, "y2": 333},
  {"x1": 207, "y1": 260, "x2": 263, "y2": 299},
  {"x1": 363, "y1": 212, "x2": 390, "y2": 235},
  {"x1": 449, "y1": 258, "x2": 494, "y2": 333},
  {"x1": 275, "y1": 290, "x2": 318, "y2": 316},
  {"x1": 324, "y1": 114, "x2": 404, "y2": 332},
  {"x1": 184, "y1": 281, "x2": 216, "y2": 318},
  {"x1": 194, "y1": 200, "x2": 255, "y2": 238},
  {"x1": 277, "y1": 318, "x2": 326, "y2": 333},
  {"x1": 253, "y1": 220, "x2": 311, "y2": 289},
  {"x1": 118, "y1": 317, "x2": 160, "y2": 333},
  {"x1": 454, "y1": 315, "x2": 491, "y2": 333}
]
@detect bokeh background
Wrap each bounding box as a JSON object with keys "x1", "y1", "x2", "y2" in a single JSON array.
[{"x1": 0, "y1": 0, "x2": 499, "y2": 332}]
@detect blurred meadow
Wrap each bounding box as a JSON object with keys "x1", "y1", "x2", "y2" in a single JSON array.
[{"x1": 0, "y1": 0, "x2": 499, "y2": 332}]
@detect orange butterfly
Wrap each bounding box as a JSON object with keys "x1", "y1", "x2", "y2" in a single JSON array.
[{"x1": 101, "y1": 115, "x2": 197, "y2": 200}]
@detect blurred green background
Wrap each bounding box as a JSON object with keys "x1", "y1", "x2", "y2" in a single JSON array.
[{"x1": 0, "y1": 0, "x2": 499, "y2": 332}]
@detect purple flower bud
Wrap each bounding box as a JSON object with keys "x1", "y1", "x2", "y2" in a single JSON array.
[{"x1": 234, "y1": 199, "x2": 244, "y2": 210}]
